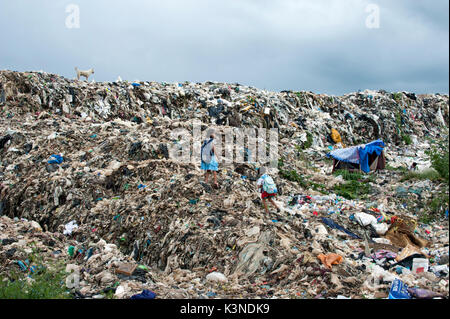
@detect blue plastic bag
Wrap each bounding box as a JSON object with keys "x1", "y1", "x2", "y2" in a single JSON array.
[
  {"x1": 388, "y1": 279, "x2": 411, "y2": 299},
  {"x1": 130, "y1": 289, "x2": 156, "y2": 300},
  {"x1": 48, "y1": 154, "x2": 63, "y2": 164},
  {"x1": 321, "y1": 217, "x2": 361, "y2": 239}
]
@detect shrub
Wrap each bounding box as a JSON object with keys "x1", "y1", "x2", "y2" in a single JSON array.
[
  {"x1": 0, "y1": 266, "x2": 70, "y2": 299},
  {"x1": 421, "y1": 132, "x2": 449, "y2": 221},
  {"x1": 427, "y1": 136, "x2": 449, "y2": 183},
  {"x1": 0, "y1": 250, "x2": 70, "y2": 299}
]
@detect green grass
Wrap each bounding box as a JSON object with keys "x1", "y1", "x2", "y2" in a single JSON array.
[
  {"x1": 400, "y1": 169, "x2": 441, "y2": 182},
  {"x1": 393, "y1": 92, "x2": 403, "y2": 102},
  {"x1": 419, "y1": 213, "x2": 435, "y2": 225},
  {"x1": 395, "y1": 110, "x2": 413, "y2": 146},
  {"x1": 419, "y1": 198, "x2": 448, "y2": 224},
  {"x1": 104, "y1": 289, "x2": 116, "y2": 299},
  {"x1": 303, "y1": 132, "x2": 313, "y2": 149},
  {"x1": 402, "y1": 134, "x2": 412, "y2": 145},
  {"x1": 419, "y1": 190, "x2": 450, "y2": 224},
  {"x1": 294, "y1": 147, "x2": 314, "y2": 169},
  {"x1": 429, "y1": 191, "x2": 449, "y2": 214},
  {"x1": 309, "y1": 181, "x2": 329, "y2": 194},
  {"x1": 333, "y1": 180, "x2": 372, "y2": 200},
  {"x1": 279, "y1": 169, "x2": 309, "y2": 189},
  {"x1": 385, "y1": 165, "x2": 408, "y2": 173},
  {"x1": 278, "y1": 157, "x2": 309, "y2": 189},
  {"x1": 295, "y1": 132, "x2": 313, "y2": 151},
  {"x1": 333, "y1": 170, "x2": 375, "y2": 183},
  {"x1": 395, "y1": 111, "x2": 403, "y2": 128},
  {"x1": 294, "y1": 92, "x2": 305, "y2": 105},
  {"x1": 333, "y1": 170, "x2": 363, "y2": 181}
]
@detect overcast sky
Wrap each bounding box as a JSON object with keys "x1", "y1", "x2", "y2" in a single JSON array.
[{"x1": 0, "y1": 0, "x2": 448, "y2": 95}]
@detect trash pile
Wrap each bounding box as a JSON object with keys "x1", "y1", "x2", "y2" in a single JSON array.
[{"x1": 0, "y1": 70, "x2": 448, "y2": 299}]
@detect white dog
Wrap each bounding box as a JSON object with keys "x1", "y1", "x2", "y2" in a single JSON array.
[{"x1": 75, "y1": 67, "x2": 94, "y2": 81}]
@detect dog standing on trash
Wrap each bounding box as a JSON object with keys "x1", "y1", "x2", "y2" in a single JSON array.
[
  {"x1": 75, "y1": 67, "x2": 94, "y2": 81},
  {"x1": 257, "y1": 167, "x2": 280, "y2": 214}
]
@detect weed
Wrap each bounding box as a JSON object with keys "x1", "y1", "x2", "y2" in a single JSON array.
[
  {"x1": 395, "y1": 110, "x2": 413, "y2": 146},
  {"x1": 295, "y1": 133, "x2": 313, "y2": 150},
  {"x1": 419, "y1": 191, "x2": 448, "y2": 224},
  {"x1": 309, "y1": 181, "x2": 329, "y2": 194},
  {"x1": 419, "y1": 213, "x2": 435, "y2": 225},
  {"x1": 393, "y1": 92, "x2": 403, "y2": 102},
  {"x1": 333, "y1": 180, "x2": 372, "y2": 200},
  {"x1": 333, "y1": 170, "x2": 363, "y2": 181},
  {"x1": 104, "y1": 289, "x2": 116, "y2": 299},
  {"x1": 427, "y1": 135, "x2": 449, "y2": 183},
  {"x1": 402, "y1": 134, "x2": 412, "y2": 145},
  {"x1": 429, "y1": 191, "x2": 449, "y2": 214},
  {"x1": 303, "y1": 132, "x2": 313, "y2": 150},
  {"x1": 385, "y1": 165, "x2": 408, "y2": 173},
  {"x1": 400, "y1": 169, "x2": 441, "y2": 182},
  {"x1": 419, "y1": 133, "x2": 449, "y2": 222},
  {"x1": 278, "y1": 157, "x2": 309, "y2": 188},
  {"x1": 279, "y1": 169, "x2": 309, "y2": 189},
  {"x1": 333, "y1": 170, "x2": 375, "y2": 183}
]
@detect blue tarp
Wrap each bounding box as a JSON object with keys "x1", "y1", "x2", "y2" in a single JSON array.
[
  {"x1": 327, "y1": 140, "x2": 385, "y2": 173},
  {"x1": 358, "y1": 140, "x2": 385, "y2": 173}
]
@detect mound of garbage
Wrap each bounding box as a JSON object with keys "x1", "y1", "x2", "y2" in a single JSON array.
[{"x1": 0, "y1": 70, "x2": 448, "y2": 299}]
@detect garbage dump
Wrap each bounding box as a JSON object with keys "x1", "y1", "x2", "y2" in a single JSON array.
[{"x1": 0, "y1": 70, "x2": 448, "y2": 299}]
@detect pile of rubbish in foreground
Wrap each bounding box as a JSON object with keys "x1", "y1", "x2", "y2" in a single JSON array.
[{"x1": 0, "y1": 70, "x2": 448, "y2": 299}]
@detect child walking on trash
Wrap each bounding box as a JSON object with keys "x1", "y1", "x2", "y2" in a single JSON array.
[
  {"x1": 201, "y1": 129, "x2": 219, "y2": 189},
  {"x1": 257, "y1": 167, "x2": 281, "y2": 214}
]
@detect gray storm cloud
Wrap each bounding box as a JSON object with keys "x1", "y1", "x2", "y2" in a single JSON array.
[{"x1": 0, "y1": 0, "x2": 448, "y2": 95}]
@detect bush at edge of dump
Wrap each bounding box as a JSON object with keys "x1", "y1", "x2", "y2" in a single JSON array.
[
  {"x1": 421, "y1": 131, "x2": 449, "y2": 223},
  {"x1": 0, "y1": 259, "x2": 70, "y2": 299}
]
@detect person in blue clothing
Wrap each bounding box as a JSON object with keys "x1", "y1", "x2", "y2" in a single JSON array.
[
  {"x1": 201, "y1": 129, "x2": 219, "y2": 188},
  {"x1": 257, "y1": 167, "x2": 281, "y2": 214}
]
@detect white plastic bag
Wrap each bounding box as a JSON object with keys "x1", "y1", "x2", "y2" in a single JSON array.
[
  {"x1": 354, "y1": 213, "x2": 377, "y2": 227},
  {"x1": 372, "y1": 223, "x2": 389, "y2": 235},
  {"x1": 206, "y1": 272, "x2": 228, "y2": 283},
  {"x1": 63, "y1": 220, "x2": 78, "y2": 235}
]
